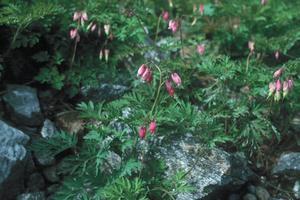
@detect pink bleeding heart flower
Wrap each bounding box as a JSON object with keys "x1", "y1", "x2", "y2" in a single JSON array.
[
  {"x1": 141, "y1": 67, "x2": 152, "y2": 83},
  {"x1": 275, "y1": 51, "x2": 280, "y2": 60},
  {"x1": 197, "y1": 44, "x2": 205, "y2": 55},
  {"x1": 273, "y1": 67, "x2": 284, "y2": 79},
  {"x1": 81, "y1": 11, "x2": 88, "y2": 21},
  {"x1": 283, "y1": 80, "x2": 289, "y2": 98},
  {"x1": 99, "y1": 49, "x2": 103, "y2": 60},
  {"x1": 149, "y1": 121, "x2": 157, "y2": 134},
  {"x1": 139, "y1": 126, "x2": 147, "y2": 139},
  {"x1": 104, "y1": 49, "x2": 110, "y2": 62},
  {"x1": 104, "y1": 24, "x2": 110, "y2": 35},
  {"x1": 268, "y1": 82, "x2": 276, "y2": 96},
  {"x1": 248, "y1": 41, "x2": 255, "y2": 53},
  {"x1": 70, "y1": 29, "x2": 78, "y2": 39},
  {"x1": 166, "y1": 79, "x2": 175, "y2": 97},
  {"x1": 171, "y1": 73, "x2": 182, "y2": 86},
  {"x1": 199, "y1": 4, "x2": 204, "y2": 15},
  {"x1": 168, "y1": 20, "x2": 180, "y2": 33},
  {"x1": 137, "y1": 64, "x2": 147, "y2": 77},
  {"x1": 162, "y1": 11, "x2": 169, "y2": 21},
  {"x1": 73, "y1": 11, "x2": 81, "y2": 21},
  {"x1": 276, "y1": 79, "x2": 281, "y2": 91},
  {"x1": 288, "y1": 79, "x2": 294, "y2": 90},
  {"x1": 261, "y1": 0, "x2": 268, "y2": 5}
]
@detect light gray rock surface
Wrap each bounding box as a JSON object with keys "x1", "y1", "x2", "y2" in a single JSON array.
[
  {"x1": 156, "y1": 133, "x2": 255, "y2": 200},
  {"x1": 16, "y1": 192, "x2": 45, "y2": 200},
  {"x1": 0, "y1": 120, "x2": 30, "y2": 199},
  {"x1": 41, "y1": 119, "x2": 57, "y2": 138},
  {"x1": 272, "y1": 152, "x2": 300, "y2": 176},
  {"x1": 3, "y1": 85, "x2": 43, "y2": 126}
]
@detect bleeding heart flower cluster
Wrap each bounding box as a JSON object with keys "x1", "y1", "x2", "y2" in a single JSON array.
[
  {"x1": 70, "y1": 11, "x2": 113, "y2": 62},
  {"x1": 139, "y1": 121, "x2": 157, "y2": 139},
  {"x1": 268, "y1": 67, "x2": 294, "y2": 101},
  {"x1": 137, "y1": 64, "x2": 182, "y2": 139},
  {"x1": 161, "y1": 10, "x2": 180, "y2": 33}
]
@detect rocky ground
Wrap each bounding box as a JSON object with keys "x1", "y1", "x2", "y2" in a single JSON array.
[{"x1": 0, "y1": 84, "x2": 299, "y2": 200}]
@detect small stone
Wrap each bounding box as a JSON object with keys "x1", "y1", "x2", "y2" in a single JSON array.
[
  {"x1": 43, "y1": 166, "x2": 60, "y2": 183},
  {"x1": 272, "y1": 152, "x2": 300, "y2": 176},
  {"x1": 16, "y1": 192, "x2": 45, "y2": 200},
  {"x1": 293, "y1": 180, "x2": 300, "y2": 199},
  {"x1": 255, "y1": 186, "x2": 270, "y2": 200},
  {"x1": 41, "y1": 119, "x2": 57, "y2": 138},
  {"x1": 243, "y1": 193, "x2": 257, "y2": 200},
  {"x1": 3, "y1": 85, "x2": 43, "y2": 126}
]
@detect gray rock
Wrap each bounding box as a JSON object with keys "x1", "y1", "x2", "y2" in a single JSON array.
[
  {"x1": 156, "y1": 133, "x2": 255, "y2": 200},
  {"x1": 17, "y1": 192, "x2": 45, "y2": 200},
  {"x1": 43, "y1": 166, "x2": 60, "y2": 183},
  {"x1": 0, "y1": 120, "x2": 30, "y2": 199},
  {"x1": 41, "y1": 119, "x2": 57, "y2": 138},
  {"x1": 0, "y1": 120, "x2": 30, "y2": 183},
  {"x1": 293, "y1": 180, "x2": 300, "y2": 199},
  {"x1": 255, "y1": 186, "x2": 270, "y2": 200},
  {"x1": 3, "y1": 85, "x2": 43, "y2": 126},
  {"x1": 243, "y1": 193, "x2": 257, "y2": 200},
  {"x1": 272, "y1": 152, "x2": 300, "y2": 176},
  {"x1": 81, "y1": 83, "x2": 128, "y2": 102},
  {"x1": 104, "y1": 151, "x2": 122, "y2": 172},
  {"x1": 27, "y1": 173, "x2": 45, "y2": 192}
]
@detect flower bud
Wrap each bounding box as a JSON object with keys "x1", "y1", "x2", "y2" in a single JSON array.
[
  {"x1": 197, "y1": 44, "x2": 205, "y2": 55},
  {"x1": 275, "y1": 51, "x2": 279, "y2": 60},
  {"x1": 288, "y1": 79, "x2": 294, "y2": 90},
  {"x1": 171, "y1": 73, "x2": 182, "y2": 86},
  {"x1": 168, "y1": 20, "x2": 180, "y2": 33},
  {"x1": 73, "y1": 11, "x2": 81, "y2": 21},
  {"x1": 162, "y1": 11, "x2": 169, "y2": 21},
  {"x1": 248, "y1": 41, "x2": 255, "y2": 53},
  {"x1": 276, "y1": 79, "x2": 281, "y2": 91},
  {"x1": 137, "y1": 64, "x2": 147, "y2": 77},
  {"x1": 104, "y1": 24, "x2": 110, "y2": 35},
  {"x1": 104, "y1": 49, "x2": 110, "y2": 62},
  {"x1": 99, "y1": 49, "x2": 103, "y2": 60},
  {"x1": 268, "y1": 82, "x2": 276, "y2": 98},
  {"x1": 149, "y1": 121, "x2": 157, "y2": 134},
  {"x1": 70, "y1": 29, "x2": 78, "y2": 39},
  {"x1": 166, "y1": 79, "x2": 175, "y2": 97},
  {"x1": 81, "y1": 11, "x2": 88, "y2": 21},
  {"x1": 273, "y1": 67, "x2": 284, "y2": 79},
  {"x1": 141, "y1": 68, "x2": 152, "y2": 83},
  {"x1": 199, "y1": 4, "x2": 204, "y2": 15},
  {"x1": 139, "y1": 126, "x2": 147, "y2": 139},
  {"x1": 261, "y1": 0, "x2": 268, "y2": 5}
]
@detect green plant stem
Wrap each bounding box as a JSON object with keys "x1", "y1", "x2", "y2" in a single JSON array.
[
  {"x1": 70, "y1": 40, "x2": 78, "y2": 69},
  {"x1": 3, "y1": 26, "x2": 22, "y2": 58},
  {"x1": 149, "y1": 63, "x2": 163, "y2": 117},
  {"x1": 150, "y1": 187, "x2": 175, "y2": 200},
  {"x1": 246, "y1": 51, "x2": 252, "y2": 73},
  {"x1": 154, "y1": 15, "x2": 161, "y2": 43}
]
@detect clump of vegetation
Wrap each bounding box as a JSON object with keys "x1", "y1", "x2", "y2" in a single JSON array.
[{"x1": 1, "y1": 0, "x2": 299, "y2": 199}]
